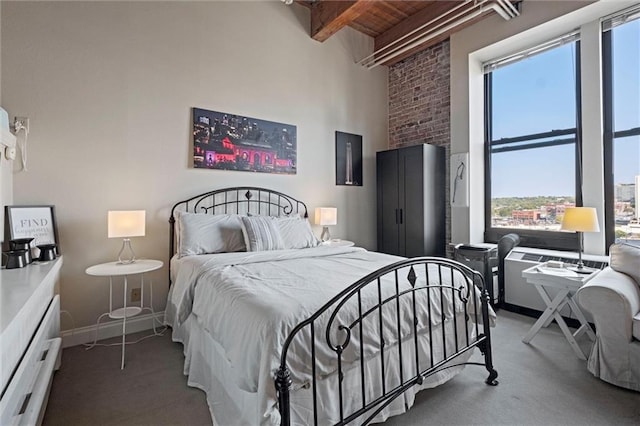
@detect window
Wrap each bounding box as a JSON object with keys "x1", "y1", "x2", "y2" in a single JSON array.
[
  {"x1": 484, "y1": 36, "x2": 581, "y2": 250},
  {"x1": 603, "y1": 7, "x2": 640, "y2": 249}
]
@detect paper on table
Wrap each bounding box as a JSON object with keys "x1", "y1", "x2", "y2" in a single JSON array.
[{"x1": 536, "y1": 266, "x2": 580, "y2": 277}]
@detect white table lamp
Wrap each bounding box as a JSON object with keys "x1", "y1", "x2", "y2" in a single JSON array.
[
  {"x1": 315, "y1": 207, "x2": 337, "y2": 242},
  {"x1": 561, "y1": 207, "x2": 600, "y2": 272},
  {"x1": 108, "y1": 210, "x2": 146, "y2": 264}
]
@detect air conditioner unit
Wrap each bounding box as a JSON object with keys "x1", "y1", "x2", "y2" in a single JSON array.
[{"x1": 504, "y1": 247, "x2": 608, "y2": 320}]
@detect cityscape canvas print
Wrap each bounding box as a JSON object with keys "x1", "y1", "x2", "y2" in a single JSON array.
[{"x1": 192, "y1": 107, "x2": 297, "y2": 174}]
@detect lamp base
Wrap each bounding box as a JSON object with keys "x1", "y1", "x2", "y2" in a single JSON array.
[
  {"x1": 320, "y1": 226, "x2": 331, "y2": 242},
  {"x1": 565, "y1": 264, "x2": 598, "y2": 274},
  {"x1": 116, "y1": 238, "x2": 137, "y2": 264},
  {"x1": 566, "y1": 238, "x2": 598, "y2": 275}
]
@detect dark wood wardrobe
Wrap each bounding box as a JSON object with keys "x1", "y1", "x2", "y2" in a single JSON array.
[{"x1": 376, "y1": 143, "x2": 446, "y2": 257}]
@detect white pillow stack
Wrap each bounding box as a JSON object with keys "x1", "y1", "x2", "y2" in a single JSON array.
[{"x1": 176, "y1": 211, "x2": 320, "y2": 256}]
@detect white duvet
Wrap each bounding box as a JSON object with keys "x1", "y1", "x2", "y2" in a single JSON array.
[{"x1": 166, "y1": 246, "x2": 491, "y2": 401}]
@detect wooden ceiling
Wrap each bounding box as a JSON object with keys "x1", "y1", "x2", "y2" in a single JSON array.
[{"x1": 296, "y1": 1, "x2": 516, "y2": 66}]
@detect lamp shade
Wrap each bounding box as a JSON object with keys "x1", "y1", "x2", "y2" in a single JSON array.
[
  {"x1": 108, "y1": 210, "x2": 146, "y2": 238},
  {"x1": 561, "y1": 207, "x2": 600, "y2": 233},
  {"x1": 315, "y1": 207, "x2": 337, "y2": 226}
]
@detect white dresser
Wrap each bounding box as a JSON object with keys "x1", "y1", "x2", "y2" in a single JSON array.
[{"x1": 0, "y1": 257, "x2": 63, "y2": 426}]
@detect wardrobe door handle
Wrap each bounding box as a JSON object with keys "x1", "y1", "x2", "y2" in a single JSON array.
[{"x1": 399, "y1": 208, "x2": 403, "y2": 224}]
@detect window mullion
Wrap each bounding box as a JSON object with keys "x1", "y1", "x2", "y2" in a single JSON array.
[
  {"x1": 491, "y1": 137, "x2": 576, "y2": 154},
  {"x1": 602, "y1": 29, "x2": 615, "y2": 251},
  {"x1": 575, "y1": 40, "x2": 584, "y2": 207},
  {"x1": 484, "y1": 73, "x2": 493, "y2": 239},
  {"x1": 613, "y1": 127, "x2": 640, "y2": 139},
  {"x1": 490, "y1": 128, "x2": 576, "y2": 146}
]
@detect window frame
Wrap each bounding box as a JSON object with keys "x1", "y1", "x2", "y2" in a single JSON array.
[
  {"x1": 483, "y1": 40, "x2": 582, "y2": 251},
  {"x1": 602, "y1": 25, "x2": 640, "y2": 251}
]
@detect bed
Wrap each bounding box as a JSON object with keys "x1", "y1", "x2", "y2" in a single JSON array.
[{"x1": 165, "y1": 187, "x2": 498, "y2": 426}]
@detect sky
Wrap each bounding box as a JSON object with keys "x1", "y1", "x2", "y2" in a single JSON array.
[{"x1": 490, "y1": 19, "x2": 639, "y2": 199}]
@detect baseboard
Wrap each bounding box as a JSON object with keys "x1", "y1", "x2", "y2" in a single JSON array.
[{"x1": 61, "y1": 311, "x2": 165, "y2": 348}]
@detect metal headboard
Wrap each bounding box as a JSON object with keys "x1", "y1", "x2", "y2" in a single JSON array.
[{"x1": 169, "y1": 186, "x2": 309, "y2": 283}]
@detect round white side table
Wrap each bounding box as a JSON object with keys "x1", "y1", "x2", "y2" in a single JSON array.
[
  {"x1": 85, "y1": 259, "x2": 163, "y2": 369},
  {"x1": 321, "y1": 239, "x2": 355, "y2": 247}
]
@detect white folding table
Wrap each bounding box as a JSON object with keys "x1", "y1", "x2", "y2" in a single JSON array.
[{"x1": 521, "y1": 264, "x2": 598, "y2": 360}]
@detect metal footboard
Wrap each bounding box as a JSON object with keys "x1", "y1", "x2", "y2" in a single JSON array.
[{"x1": 275, "y1": 257, "x2": 498, "y2": 426}]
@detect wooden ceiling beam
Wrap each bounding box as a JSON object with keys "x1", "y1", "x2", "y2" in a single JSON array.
[{"x1": 311, "y1": 0, "x2": 376, "y2": 42}]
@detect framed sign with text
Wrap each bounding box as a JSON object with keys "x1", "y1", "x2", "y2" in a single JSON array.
[{"x1": 4, "y1": 205, "x2": 60, "y2": 252}]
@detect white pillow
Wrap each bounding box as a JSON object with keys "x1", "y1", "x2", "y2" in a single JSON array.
[
  {"x1": 240, "y1": 216, "x2": 285, "y2": 252},
  {"x1": 177, "y1": 212, "x2": 245, "y2": 257},
  {"x1": 275, "y1": 216, "x2": 318, "y2": 249}
]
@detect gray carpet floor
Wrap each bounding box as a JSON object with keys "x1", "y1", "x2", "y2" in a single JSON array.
[{"x1": 43, "y1": 311, "x2": 640, "y2": 426}]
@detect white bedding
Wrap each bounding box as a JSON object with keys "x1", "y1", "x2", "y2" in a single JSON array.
[
  {"x1": 172, "y1": 310, "x2": 474, "y2": 426},
  {"x1": 166, "y1": 246, "x2": 493, "y2": 425}
]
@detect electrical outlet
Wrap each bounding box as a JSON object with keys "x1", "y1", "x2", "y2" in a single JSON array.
[
  {"x1": 131, "y1": 288, "x2": 141, "y2": 303},
  {"x1": 13, "y1": 117, "x2": 29, "y2": 134}
]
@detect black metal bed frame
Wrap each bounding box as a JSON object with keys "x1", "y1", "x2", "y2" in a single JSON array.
[
  {"x1": 168, "y1": 187, "x2": 497, "y2": 425},
  {"x1": 275, "y1": 256, "x2": 498, "y2": 425}
]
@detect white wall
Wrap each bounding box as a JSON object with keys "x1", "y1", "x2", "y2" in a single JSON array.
[
  {"x1": 0, "y1": 1, "x2": 9, "y2": 244},
  {"x1": 1, "y1": 1, "x2": 388, "y2": 330},
  {"x1": 449, "y1": 0, "x2": 636, "y2": 254}
]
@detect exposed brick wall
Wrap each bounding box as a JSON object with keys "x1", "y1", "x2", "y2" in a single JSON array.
[
  {"x1": 389, "y1": 40, "x2": 450, "y2": 150},
  {"x1": 388, "y1": 40, "x2": 453, "y2": 257}
]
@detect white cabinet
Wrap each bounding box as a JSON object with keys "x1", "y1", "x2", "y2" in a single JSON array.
[{"x1": 0, "y1": 257, "x2": 63, "y2": 426}]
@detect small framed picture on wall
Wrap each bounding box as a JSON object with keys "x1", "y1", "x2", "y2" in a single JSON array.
[{"x1": 335, "y1": 131, "x2": 363, "y2": 186}]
